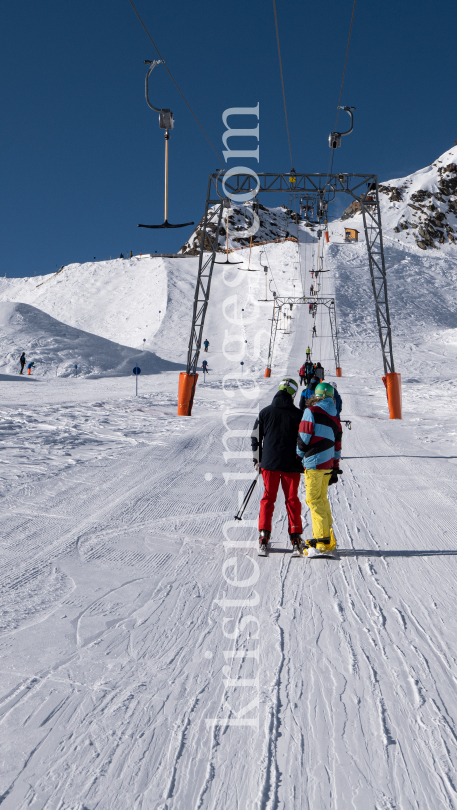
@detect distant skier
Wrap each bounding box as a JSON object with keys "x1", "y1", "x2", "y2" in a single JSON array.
[
  {"x1": 19, "y1": 352, "x2": 26, "y2": 374},
  {"x1": 120, "y1": 253, "x2": 124, "y2": 259},
  {"x1": 306, "y1": 346, "x2": 311, "y2": 360},
  {"x1": 202, "y1": 359, "x2": 209, "y2": 375},
  {"x1": 312, "y1": 325, "x2": 317, "y2": 337},
  {"x1": 314, "y1": 362, "x2": 324, "y2": 381},
  {"x1": 203, "y1": 339, "x2": 210, "y2": 353},
  {"x1": 299, "y1": 364, "x2": 307, "y2": 386},
  {"x1": 310, "y1": 284, "x2": 314, "y2": 295},
  {"x1": 297, "y1": 382, "x2": 342, "y2": 555},
  {"x1": 251, "y1": 378, "x2": 304, "y2": 556},
  {"x1": 298, "y1": 375, "x2": 319, "y2": 413},
  {"x1": 27, "y1": 361, "x2": 35, "y2": 375},
  {"x1": 333, "y1": 382, "x2": 342, "y2": 416}
]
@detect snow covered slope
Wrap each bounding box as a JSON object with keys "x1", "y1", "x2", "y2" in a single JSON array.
[
  {"x1": 3, "y1": 148, "x2": 457, "y2": 809},
  {"x1": 0, "y1": 301, "x2": 184, "y2": 377},
  {"x1": 0, "y1": 256, "x2": 195, "y2": 352}
]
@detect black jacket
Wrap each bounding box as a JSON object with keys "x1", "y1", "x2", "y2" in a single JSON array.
[{"x1": 251, "y1": 390, "x2": 303, "y2": 472}]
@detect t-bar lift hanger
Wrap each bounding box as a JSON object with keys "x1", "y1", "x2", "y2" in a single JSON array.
[
  {"x1": 138, "y1": 60, "x2": 194, "y2": 230},
  {"x1": 328, "y1": 106, "x2": 355, "y2": 149}
]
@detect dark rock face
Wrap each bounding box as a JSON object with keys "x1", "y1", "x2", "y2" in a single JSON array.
[
  {"x1": 379, "y1": 184, "x2": 404, "y2": 202},
  {"x1": 341, "y1": 200, "x2": 362, "y2": 220},
  {"x1": 179, "y1": 202, "x2": 301, "y2": 256},
  {"x1": 417, "y1": 241, "x2": 427, "y2": 250}
]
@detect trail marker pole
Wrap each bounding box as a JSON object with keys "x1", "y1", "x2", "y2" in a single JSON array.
[
  {"x1": 133, "y1": 364, "x2": 141, "y2": 395},
  {"x1": 74, "y1": 364, "x2": 77, "y2": 378}
]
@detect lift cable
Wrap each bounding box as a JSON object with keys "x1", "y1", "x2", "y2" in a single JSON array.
[
  {"x1": 128, "y1": 0, "x2": 223, "y2": 166},
  {"x1": 334, "y1": 0, "x2": 357, "y2": 132},
  {"x1": 272, "y1": 0, "x2": 295, "y2": 171}
]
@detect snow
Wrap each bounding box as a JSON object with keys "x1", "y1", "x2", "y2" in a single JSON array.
[
  {"x1": 0, "y1": 301, "x2": 184, "y2": 378},
  {"x1": 2, "y1": 148, "x2": 457, "y2": 808}
]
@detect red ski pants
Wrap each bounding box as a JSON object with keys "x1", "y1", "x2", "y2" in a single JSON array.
[{"x1": 259, "y1": 470, "x2": 302, "y2": 535}]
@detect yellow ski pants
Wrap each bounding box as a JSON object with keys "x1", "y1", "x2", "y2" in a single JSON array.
[{"x1": 305, "y1": 469, "x2": 333, "y2": 539}]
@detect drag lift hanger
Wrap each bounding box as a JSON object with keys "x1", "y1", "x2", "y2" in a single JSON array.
[
  {"x1": 215, "y1": 197, "x2": 242, "y2": 265},
  {"x1": 138, "y1": 60, "x2": 194, "y2": 230},
  {"x1": 328, "y1": 106, "x2": 355, "y2": 149}
]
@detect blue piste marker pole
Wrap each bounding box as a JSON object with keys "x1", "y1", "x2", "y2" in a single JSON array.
[
  {"x1": 74, "y1": 364, "x2": 78, "y2": 378},
  {"x1": 133, "y1": 365, "x2": 141, "y2": 395}
]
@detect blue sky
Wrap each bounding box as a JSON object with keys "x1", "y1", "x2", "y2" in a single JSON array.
[{"x1": 2, "y1": 0, "x2": 456, "y2": 277}]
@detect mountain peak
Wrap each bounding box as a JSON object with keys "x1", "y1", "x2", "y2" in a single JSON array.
[{"x1": 341, "y1": 143, "x2": 457, "y2": 251}]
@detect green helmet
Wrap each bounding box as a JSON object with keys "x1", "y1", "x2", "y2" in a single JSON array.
[
  {"x1": 278, "y1": 378, "x2": 299, "y2": 397},
  {"x1": 314, "y1": 382, "x2": 334, "y2": 399}
]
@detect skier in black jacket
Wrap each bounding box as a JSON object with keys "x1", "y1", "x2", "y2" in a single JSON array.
[{"x1": 251, "y1": 378, "x2": 304, "y2": 555}]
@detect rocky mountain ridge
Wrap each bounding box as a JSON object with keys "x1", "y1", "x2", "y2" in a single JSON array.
[
  {"x1": 341, "y1": 144, "x2": 457, "y2": 251},
  {"x1": 179, "y1": 202, "x2": 303, "y2": 255}
]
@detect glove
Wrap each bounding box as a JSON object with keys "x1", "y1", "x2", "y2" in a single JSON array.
[
  {"x1": 328, "y1": 467, "x2": 342, "y2": 486},
  {"x1": 254, "y1": 462, "x2": 262, "y2": 472}
]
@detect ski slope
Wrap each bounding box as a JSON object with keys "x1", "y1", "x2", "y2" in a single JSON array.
[{"x1": 2, "y1": 158, "x2": 457, "y2": 807}]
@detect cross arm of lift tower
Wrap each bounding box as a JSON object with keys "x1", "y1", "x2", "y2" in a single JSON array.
[{"x1": 177, "y1": 171, "x2": 402, "y2": 420}]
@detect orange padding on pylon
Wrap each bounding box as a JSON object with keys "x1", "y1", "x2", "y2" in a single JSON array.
[
  {"x1": 336, "y1": 367, "x2": 342, "y2": 377},
  {"x1": 325, "y1": 231, "x2": 329, "y2": 243},
  {"x1": 386, "y1": 372, "x2": 402, "y2": 419},
  {"x1": 177, "y1": 372, "x2": 199, "y2": 416},
  {"x1": 264, "y1": 368, "x2": 271, "y2": 378}
]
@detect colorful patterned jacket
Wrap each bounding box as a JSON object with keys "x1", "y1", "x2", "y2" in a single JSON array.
[{"x1": 297, "y1": 397, "x2": 342, "y2": 470}]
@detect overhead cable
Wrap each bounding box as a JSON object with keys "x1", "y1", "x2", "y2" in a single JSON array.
[
  {"x1": 272, "y1": 0, "x2": 295, "y2": 171},
  {"x1": 128, "y1": 0, "x2": 224, "y2": 165},
  {"x1": 334, "y1": 0, "x2": 357, "y2": 132}
]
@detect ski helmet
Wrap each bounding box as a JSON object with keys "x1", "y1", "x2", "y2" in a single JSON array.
[
  {"x1": 314, "y1": 382, "x2": 334, "y2": 399},
  {"x1": 278, "y1": 378, "x2": 298, "y2": 397}
]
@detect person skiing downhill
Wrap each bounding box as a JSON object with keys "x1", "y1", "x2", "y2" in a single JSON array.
[
  {"x1": 19, "y1": 352, "x2": 26, "y2": 374},
  {"x1": 297, "y1": 382, "x2": 342, "y2": 555},
  {"x1": 251, "y1": 379, "x2": 304, "y2": 555},
  {"x1": 306, "y1": 346, "x2": 311, "y2": 359},
  {"x1": 203, "y1": 339, "x2": 210, "y2": 352},
  {"x1": 202, "y1": 359, "x2": 209, "y2": 375}
]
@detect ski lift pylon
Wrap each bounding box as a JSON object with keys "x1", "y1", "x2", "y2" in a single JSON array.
[{"x1": 138, "y1": 60, "x2": 194, "y2": 230}]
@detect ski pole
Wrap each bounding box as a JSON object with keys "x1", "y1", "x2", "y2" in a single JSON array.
[{"x1": 234, "y1": 472, "x2": 260, "y2": 521}]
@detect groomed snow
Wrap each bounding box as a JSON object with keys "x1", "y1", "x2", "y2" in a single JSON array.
[{"x1": 2, "y1": 157, "x2": 457, "y2": 808}]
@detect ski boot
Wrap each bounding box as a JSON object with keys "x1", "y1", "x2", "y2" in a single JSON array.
[
  {"x1": 258, "y1": 530, "x2": 271, "y2": 557},
  {"x1": 304, "y1": 529, "x2": 337, "y2": 557},
  {"x1": 290, "y1": 533, "x2": 302, "y2": 557}
]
